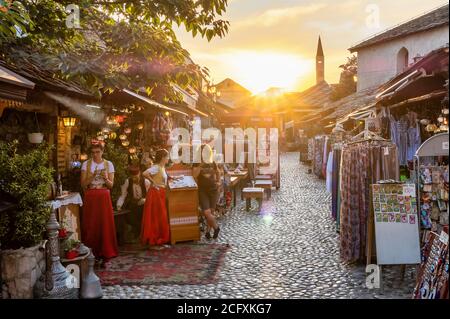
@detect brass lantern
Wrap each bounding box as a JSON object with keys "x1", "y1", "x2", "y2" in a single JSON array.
[{"x1": 62, "y1": 116, "x2": 77, "y2": 127}]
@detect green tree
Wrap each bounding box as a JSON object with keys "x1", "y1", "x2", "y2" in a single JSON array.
[
  {"x1": 0, "y1": 1, "x2": 31, "y2": 40},
  {"x1": 330, "y1": 55, "x2": 357, "y2": 101},
  {"x1": 1, "y1": 0, "x2": 230, "y2": 99}
]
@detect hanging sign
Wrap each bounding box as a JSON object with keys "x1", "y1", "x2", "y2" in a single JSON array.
[{"x1": 371, "y1": 183, "x2": 421, "y2": 265}]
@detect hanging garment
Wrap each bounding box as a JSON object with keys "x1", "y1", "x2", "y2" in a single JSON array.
[
  {"x1": 380, "y1": 115, "x2": 391, "y2": 139},
  {"x1": 322, "y1": 137, "x2": 329, "y2": 178},
  {"x1": 397, "y1": 116, "x2": 409, "y2": 166},
  {"x1": 339, "y1": 140, "x2": 399, "y2": 263},
  {"x1": 407, "y1": 121, "x2": 421, "y2": 162},
  {"x1": 331, "y1": 147, "x2": 341, "y2": 221},
  {"x1": 307, "y1": 138, "x2": 314, "y2": 161},
  {"x1": 326, "y1": 151, "x2": 334, "y2": 193},
  {"x1": 313, "y1": 136, "x2": 325, "y2": 178}
]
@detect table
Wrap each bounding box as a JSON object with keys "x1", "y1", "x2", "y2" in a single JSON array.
[
  {"x1": 242, "y1": 188, "x2": 264, "y2": 212},
  {"x1": 50, "y1": 193, "x2": 83, "y2": 241},
  {"x1": 113, "y1": 209, "x2": 131, "y2": 244},
  {"x1": 229, "y1": 176, "x2": 240, "y2": 207},
  {"x1": 254, "y1": 180, "x2": 273, "y2": 199},
  {"x1": 167, "y1": 176, "x2": 200, "y2": 245},
  {"x1": 60, "y1": 252, "x2": 89, "y2": 295},
  {"x1": 229, "y1": 171, "x2": 249, "y2": 201},
  {"x1": 255, "y1": 174, "x2": 272, "y2": 181}
]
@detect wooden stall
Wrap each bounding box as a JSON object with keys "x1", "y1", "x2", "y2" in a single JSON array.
[{"x1": 166, "y1": 163, "x2": 201, "y2": 245}]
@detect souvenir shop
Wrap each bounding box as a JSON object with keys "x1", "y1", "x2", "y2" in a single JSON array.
[{"x1": 311, "y1": 57, "x2": 449, "y2": 298}]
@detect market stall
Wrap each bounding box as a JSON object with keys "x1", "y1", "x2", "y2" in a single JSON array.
[{"x1": 167, "y1": 175, "x2": 200, "y2": 245}]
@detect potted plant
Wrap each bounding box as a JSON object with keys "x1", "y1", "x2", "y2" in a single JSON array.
[
  {"x1": 62, "y1": 239, "x2": 81, "y2": 260},
  {"x1": 0, "y1": 140, "x2": 54, "y2": 298},
  {"x1": 27, "y1": 112, "x2": 44, "y2": 144}
]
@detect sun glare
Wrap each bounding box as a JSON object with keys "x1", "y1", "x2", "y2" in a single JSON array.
[{"x1": 224, "y1": 51, "x2": 313, "y2": 94}]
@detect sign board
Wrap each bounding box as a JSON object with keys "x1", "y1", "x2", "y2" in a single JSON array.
[{"x1": 371, "y1": 183, "x2": 421, "y2": 265}]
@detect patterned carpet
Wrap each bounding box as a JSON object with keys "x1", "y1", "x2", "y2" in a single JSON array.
[{"x1": 96, "y1": 243, "x2": 230, "y2": 286}]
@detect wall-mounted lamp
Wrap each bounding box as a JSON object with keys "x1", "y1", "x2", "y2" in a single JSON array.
[{"x1": 62, "y1": 116, "x2": 77, "y2": 127}]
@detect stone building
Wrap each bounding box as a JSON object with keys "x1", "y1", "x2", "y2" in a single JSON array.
[{"x1": 350, "y1": 4, "x2": 449, "y2": 91}]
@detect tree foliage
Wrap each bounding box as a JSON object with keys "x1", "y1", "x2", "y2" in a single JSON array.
[
  {"x1": 330, "y1": 55, "x2": 357, "y2": 101},
  {"x1": 1, "y1": 0, "x2": 230, "y2": 99}
]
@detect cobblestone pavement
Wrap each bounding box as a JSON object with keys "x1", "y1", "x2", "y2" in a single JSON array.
[{"x1": 103, "y1": 152, "x2": 416, "y2": 299}]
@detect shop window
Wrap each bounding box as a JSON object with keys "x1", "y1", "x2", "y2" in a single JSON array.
[{"x1": 396, "y1": 47, "x2": 409, "y2": 74}]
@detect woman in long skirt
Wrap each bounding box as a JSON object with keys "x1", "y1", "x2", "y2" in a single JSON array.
[
  {"x1": 141, "y1": 149, "x2": 171, "y2": 246},
  {"x1": 80, "y1": 143, "x2": 118, "y2": 264}
]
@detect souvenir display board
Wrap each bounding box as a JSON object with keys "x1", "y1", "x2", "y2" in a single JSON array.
[
  {"x1": 371, "y1": 183, "x2": 421, "y2": 265},
  {"x1": 417, "y1": 165, "x2": 449, "y2": 232},
  {"x1": 413, "y1": 230, "x2": 449, "y2": 299},
  {"x1": 414, "y1": 133, "x2": 449, "y2": 234}
]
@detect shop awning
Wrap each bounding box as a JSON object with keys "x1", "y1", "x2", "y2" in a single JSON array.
[
  {"x1": 0, "y1": 65, "x2": 35, "y2": 101},
  {"x1": 285, "y1": 120, "x2": 294, "y2": 129},
  {"x1": 182, "y1": 104, "x2": 209, "y2": 117},
  {"x1": 385, "y1": 89, "x2": 447, "y2": 110},
  {"x1": 123, "y1": 89, "x2": 188, "y2": 117}
]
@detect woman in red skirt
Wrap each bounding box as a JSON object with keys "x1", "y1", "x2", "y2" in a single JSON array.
[
  {"x1": 141, "y1": 149, "x2": 171, "y2": 247},
  {"x1": 80, "y1": 143, "x2": 118, "y2": 264}
]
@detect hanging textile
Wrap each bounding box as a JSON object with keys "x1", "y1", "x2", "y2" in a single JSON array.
[
  {"x1": 326, "y1": 150, "x2": 333, "y2": 193},
  {"x1": 390, "y1": 115, "x2": 409, "y2": 166},
  {"x1": 322, "y1": 136, "x2": 329, "y2": 178},
  {"x1": 307, "y1": 138, "x2": 314, "y2": 161},
  {"x1": 152, "y1": 112, "x2": 172, "y2": 145},
  {"x1": 313, "y1": 136, "x2": 326, "y2": 178},
  {"x1": 331, "y1": 146, "x2": 342, "y2": 221},
  {"x1": 407, "y1": 120, "x2": 421, "y2": 163},
  {"x1": 339, "y1": 139, "x2": 399, "y2": 263}
]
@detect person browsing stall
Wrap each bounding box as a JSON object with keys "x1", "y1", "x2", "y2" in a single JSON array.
[
  {"x1": 116, "y1": 166, "x2": 151, "y2": 241},
  {"x1": 193, "y1": 144, "x2": 221, "y2": 240}
]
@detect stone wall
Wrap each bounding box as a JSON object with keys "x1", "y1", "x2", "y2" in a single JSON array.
[{"x1": 1, "y1": 243, "x2": 45, "y2": 299}]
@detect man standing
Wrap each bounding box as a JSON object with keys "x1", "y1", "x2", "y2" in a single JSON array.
[{"x1": 116, "y1": 166, "x2": 150, "y2": 241}]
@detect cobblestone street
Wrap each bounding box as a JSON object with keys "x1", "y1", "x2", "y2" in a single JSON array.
[{"x1": 103, "y1": 152, "x2": 416, "y2": 299}]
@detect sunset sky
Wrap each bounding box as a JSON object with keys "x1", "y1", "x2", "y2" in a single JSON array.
[{"x1": 175, "y1": 0, "x2": 448, "y2": 94}]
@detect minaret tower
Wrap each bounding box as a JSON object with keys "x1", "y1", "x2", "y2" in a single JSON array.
[{"x1": 316, "y1": 36, "x2": 325, "y2": 84}]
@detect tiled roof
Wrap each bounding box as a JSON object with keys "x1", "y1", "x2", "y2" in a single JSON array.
[
  {"x1": 322, "y1": 86, "x2": 379, "y2": 121},
  {"x1": 286, "y1": 81, "x2": 332, "y2": 109},
  {"x1": 0, "y1": 58, "x2": 92, "y2": 97},
  {"x1": 349, "y1": 4, "x2": 449, "y2": 52}
]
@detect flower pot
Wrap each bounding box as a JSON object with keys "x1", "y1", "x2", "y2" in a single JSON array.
[
  {"x1": 27, "y1": 133, "x2": 44, "y2": 144},
  {"x1": 65, "y1": 250, "x2": 79, "y2": 260}
]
